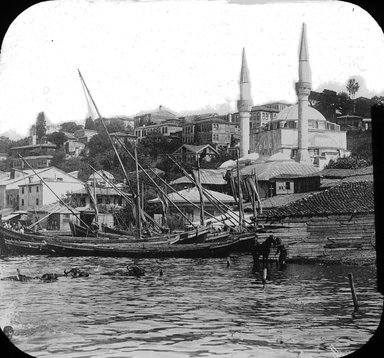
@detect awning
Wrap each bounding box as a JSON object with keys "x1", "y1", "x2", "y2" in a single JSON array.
[{"x1": 1, "y1": 213, "x2": 20, "y2": 222}]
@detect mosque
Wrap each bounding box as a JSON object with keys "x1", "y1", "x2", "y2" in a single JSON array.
[{"x1": 237, "y1": 24, "x2": 349, "y2": 170}]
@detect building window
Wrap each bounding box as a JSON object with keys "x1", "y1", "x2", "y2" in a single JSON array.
[
  {"x1": 285, "y1": 182, "x2": 291, "y2": 190},
  {"x1": 29, "y1": 187, "x2": 32, "y2": 193},
  {"x1": 21, "y1": 199, "x2": 24, "y2": 206},
  {"x1": 36, "y1": 198, "x2": 39, "y2": 205},
  {"x1": 36, "y1": 186, "x2": 39, "y2": 193},
  {"x1": 21, "y1": 187, "x2": 24, "y2": 194}
]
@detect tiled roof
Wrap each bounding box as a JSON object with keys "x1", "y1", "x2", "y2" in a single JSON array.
[
  {"x1": 264, "y1": 181, "x2": 374, "y2": 218},
  {"x1": 236, "y1": 160, "x2": 320, "y2": 181},
  {"x1": 320, "y1": 166, "x2": 374, "y2": 188},
  {"x1": 170, "y1": 169, "x2": 227, "y2": 186},
  {"x1": 255, "y1": 192, "x2": 316, "y2": 209},
  {"x1": 149, "y1": 187, "x2": 235, "y2": 204},
  {"x1": 320, "y1": 166, "x2": 373, "y2": 178},
  {"x1": 320, "y1": 168, "x2": 357, "y2": 178}
]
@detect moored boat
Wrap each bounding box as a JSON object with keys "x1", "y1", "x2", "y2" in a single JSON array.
[
  {"x1": 45, "y1": 236, "x2": 240, "y2": 258},
  {"x1": 4, "y1": 238, "x2": 50, "y2": 255}
]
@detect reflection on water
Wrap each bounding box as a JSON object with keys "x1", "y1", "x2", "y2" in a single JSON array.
[{"x1": 0, "y1": 254, "x2": 382, "y2": 357}]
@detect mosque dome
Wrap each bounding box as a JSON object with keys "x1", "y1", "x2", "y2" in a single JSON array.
[{"x1": 274, "y1": 104, "x2": 326, "y2": 122}]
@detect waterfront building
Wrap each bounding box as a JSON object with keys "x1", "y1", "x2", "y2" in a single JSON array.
[
  {"x1": 18, "y1": 169, "x2": 84, "y2": 211},
  {"x1": 237, "y1": 152, "x2": 320, "y2": 199},
  {"x1": 148, "y1": 187, "x2": 236, "y2": 224},
  {"x1": 260, "y1": 180, "x2": 375, "y2": 261},
  {"x1": 170, "y1": 168, "x2": 230, "y2": 193},
  {"x1": 0, "y1": 166, "x2": 82, "y2": 212}
]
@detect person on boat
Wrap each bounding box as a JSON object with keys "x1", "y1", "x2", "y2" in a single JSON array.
[
  {"x1": 275, "y1": 237, "x2": 287, "y2": 265},
  {"x1": 2, "y1": 326, "x2": 14, "y2": 340},
  {"x1": 64, "y1": 268, "x2": 89, "y2": 278}
]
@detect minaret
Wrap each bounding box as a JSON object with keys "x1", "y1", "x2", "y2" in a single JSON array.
[
  {"x1": 295, "y1": 23, "x2": 312, "y2": 164},
  {"x1": 237, "y1": 48, "x2": 252, "y2": 158}
]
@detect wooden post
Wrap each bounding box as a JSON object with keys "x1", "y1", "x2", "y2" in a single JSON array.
[{"x1": 348, "y1": 273, "x2": 359, "y2": 312}]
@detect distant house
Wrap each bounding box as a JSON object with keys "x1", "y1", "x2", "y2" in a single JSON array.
[
  {"x1": 134, "y1": 106, "x2": 178, "y2": 128},
  {"x1": 181, "y1": 116, "x2": 238, "y2": 149},
  {"x1": 320, "y1": 165, "x2": 373, "y2": 189},
  {"x1": 74, "y1": 128, "x2": 98, "y2": 144},
  {"x1": 133, "y1": 121, "x2": 182, "y2": 141},
  {"x1": 0, "y1": 167, "x2": 83, "y2": 212},
  {"x1": 235, "y1": 153, "x2": 321, "y2": 199},
  {"x1": 332, "y1": 115, "x2": 365, "y2": 131},
  {"x1": 87, "y1": 170, "x2": 115, "y2": 188},
  {"x1": 148, "y1": 187, "x2": 236, "y2": 224},
  {"x1": 170, "y1": 168, "x2": 230, "y2": 193},
  {"x1": 18, "y1": 169, "x2": 84, "y2": 211},
  {"x1": 9, "y1": 142, "x2": 57, "y2": 174},
  {"x1": 30, "y1": 202, "x2": 79, "y2": 232},
  {"x1": 172, "y1": 144, "x2": 219, "y2": 163},
  {"x1": 64, "y1": 140, "x2": 85, "y2": 157},
  {"x1": 71, "y1": 186, "x2": 127, "y2": 208}
]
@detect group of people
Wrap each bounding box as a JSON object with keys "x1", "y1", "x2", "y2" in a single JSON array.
[
  {"x1": 1, "y1": 221, "x2": 25, "y2": 234},
  {"x1": 252, "y1": 234, "x2": 288, "y2": 266}
]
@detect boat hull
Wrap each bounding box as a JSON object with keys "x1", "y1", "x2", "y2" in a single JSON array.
[
  {"x1": 4, "y1": 239, "x2": 50, "y2": 255},
  {"x1": 45, "y1": 238, "x2": 240, "y2": 258}
]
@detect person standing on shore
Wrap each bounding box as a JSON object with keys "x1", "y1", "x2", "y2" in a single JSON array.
[{"x1": 275, "y1": 237, "x2": 287, "y2": 266}]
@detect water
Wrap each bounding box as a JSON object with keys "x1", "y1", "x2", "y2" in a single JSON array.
[{"x1": 0, "y1": 254, "x2": 382, "y2": 358}]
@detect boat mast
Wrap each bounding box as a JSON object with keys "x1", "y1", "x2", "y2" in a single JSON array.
[
  {"x1": 235, "y1": 149, "x2": 244, "y2": 230},
  {"x1": 78, "y1": 69, "x2": 142, "y2": 239},
  {"x1": 192, "y1": 152, "x2": 205, "y2": 226},
  {"x1": 133, "y1": 138, "x2": 142, "y2": 239}
]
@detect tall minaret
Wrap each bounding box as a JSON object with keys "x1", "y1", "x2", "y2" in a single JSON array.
[
  {"x1": 237, "y1": 48, "x2": 252, "y2": 158},
  {"x1": 295, "y1": 23, "x2": 312, "y2": 164}
]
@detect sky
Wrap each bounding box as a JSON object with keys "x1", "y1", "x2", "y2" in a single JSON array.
[{"x1": 0, "y1": 0, "x2": 383, "y2": 137}]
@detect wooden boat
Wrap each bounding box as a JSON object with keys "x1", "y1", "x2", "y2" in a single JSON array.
[
  {"x1": 45, "y1": 236, "x2": 240, "y2": 258},
  {"x1": 102, "y1": 225, "x2": 133, "y2": 236},
  {"x1": 4, "y1": 238, "x2": 50, "y2": 255},
  {"x1": 69, "y1": 222, "x2": 97, "y2": 237}
]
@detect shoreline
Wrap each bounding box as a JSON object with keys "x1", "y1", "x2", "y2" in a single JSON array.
[{"x1": 287, "y1": 249, "x2": 376, "y2": 266}]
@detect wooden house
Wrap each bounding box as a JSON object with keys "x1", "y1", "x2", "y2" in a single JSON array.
[{"x1": 259, "y1": 180, "x2": 375, "y2": 261}]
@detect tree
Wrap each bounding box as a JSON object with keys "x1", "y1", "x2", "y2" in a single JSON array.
[
  {"x1": 310, "y1": 89, "x2": 338, "y2": 120},
  {"x1": 0, "y1": 136, "x2": 12, "y2": 153},
  {"x1": 337, "y1": 92, "x2": 353, "y2": 116},
  {"x1": 60, "y1": 121, "x2": 83, "y2": 133},
  {"x1": 46, "y1": 131, "x2": 66, "y2": 148},
  {"x1": 346, "y1": 78, "x2": 360, "y2": 99},
  {"x1": 94, "y1": 117, "x2": 125, "y2": 134},
  {"x1": 138, "y1": 132, "x2": 181, "y2": 159},
  {"x1": 84, "y1": 117, "x2": 96, "y2": 130},
  {"x1": 325, "y1": 156, "x2": 370, "y2": 169},
  {"x1": 35, "y1": 112, "x2": 47, "y2": 143}
]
